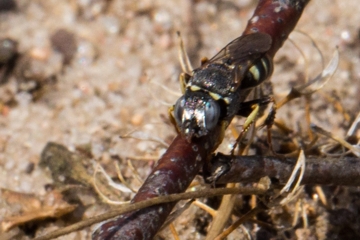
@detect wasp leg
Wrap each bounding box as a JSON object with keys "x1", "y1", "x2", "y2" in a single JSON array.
[
  {"x1": 237, "y1": 98, "x2": 280, "y2": 157},
  {"x1": 236, "y1": 97, "x2": 273, "y2": 117},
  {"x1": 179, "y1": 72, "x2": 191, "y2": 94},
  {"x1": 168, "y1": 105, "x2": 180, "y2": 134},
  {"x1": 205, "y1": 152, "x2": 231, "y2": 184},
  {"x1": 177, "y1": 31, "x2": 193, "y2": 74},
  {"x1": 231, "y1": 64, "x2": 243, "y2": 92},
  {"x1": 230, "y1": 97, "x2": 274, "y2": 155},
  {"x1": 200, "y1": 57, "x2": 209, "y2": 66},
  {"x1": 261, "y1": 102, "x2": 279, "y2": 156},
  {"x1": 230, "y1": 103, "x2": 260, "y2": 156}
]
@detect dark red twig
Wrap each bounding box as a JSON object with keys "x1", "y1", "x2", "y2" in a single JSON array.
[
  {"x1": 93, "y1": 0, "x2": 310, "y2": 239},
  {"x1": 243, "y1": 0, "x2": 309, "y2": 58},
  {"x1": 92, "y1": 129, "x2": 222, "y2": 239},
  {"x1": 207, "y1": 153, "x2": 360, "y2": 186}
]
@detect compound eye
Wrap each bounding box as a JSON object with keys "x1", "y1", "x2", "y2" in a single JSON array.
[
  {"x1": 204, "y1": 100, "x2": 220, "y2": 130},
  {"x1": 174, "y1": 96, "x2": 185, "y2": 126}
]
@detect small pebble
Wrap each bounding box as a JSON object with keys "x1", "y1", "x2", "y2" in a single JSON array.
[
  {"x1": 51, "y1": 29, "x2": 77, "y2": 64},
  {"x1": 131, "y1": 113, "x2": 144, "y2": 126},
  {"x1": 0, "y1": 0, "x2": 16, "y2": 12}
]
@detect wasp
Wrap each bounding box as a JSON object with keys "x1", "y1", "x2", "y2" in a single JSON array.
[{"x1": 170, "y1": 32, "x2": 274, "y2": 145}]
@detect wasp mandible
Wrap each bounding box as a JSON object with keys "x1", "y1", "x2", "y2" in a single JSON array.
[{"x1": 170, "y1": 32, "x2": 274, "y2": 143}]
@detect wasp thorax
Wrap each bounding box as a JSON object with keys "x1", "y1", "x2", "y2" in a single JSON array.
[{"x1": 174, "y1": 91, "x2": 220, "y2": 141}]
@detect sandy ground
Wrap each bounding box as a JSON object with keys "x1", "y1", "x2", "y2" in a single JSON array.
[{"x1": 0, "y1": 0, "x2": 359, "y2": 239}]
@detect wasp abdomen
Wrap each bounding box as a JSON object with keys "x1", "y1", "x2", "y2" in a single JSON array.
[{"x1": 241, "y1": 55, "x2": 273, "y2": 89}]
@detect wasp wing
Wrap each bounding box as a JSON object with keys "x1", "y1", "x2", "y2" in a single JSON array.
[
  {"x1": 204, "y1": 32, "x2": 272, "y2": 91},
  {"x1": 207, "y1": 32, "x2": 272, "y2": 65}
]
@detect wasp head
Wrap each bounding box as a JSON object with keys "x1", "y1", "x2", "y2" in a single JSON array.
[{"x1": 173, "y1": 91, "x2": 221, "y2": 142}]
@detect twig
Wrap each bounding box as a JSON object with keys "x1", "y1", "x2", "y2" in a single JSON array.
[
  {"x1": 34, "y1": 187, "x2": 264, "y2": 240},
  {"x1": 206, "y1": 153, "x2": 360, "y2": 186}
]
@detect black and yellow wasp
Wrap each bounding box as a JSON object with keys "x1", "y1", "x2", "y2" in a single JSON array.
[{"x1": 170, "y1": 32, "x2": 274, "y2": 144}]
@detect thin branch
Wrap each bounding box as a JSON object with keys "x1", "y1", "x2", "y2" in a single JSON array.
[
  {"x1": 206, "y1": 153, "x2": 360, "y2": 186},
  {"x1": 34, "y1": 187, "x2": 264, "y2": 240}
]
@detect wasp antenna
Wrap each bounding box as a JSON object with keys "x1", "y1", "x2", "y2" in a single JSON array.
[{"x1": 177, "y1": 31, "x2": 193, "y2": 73}]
